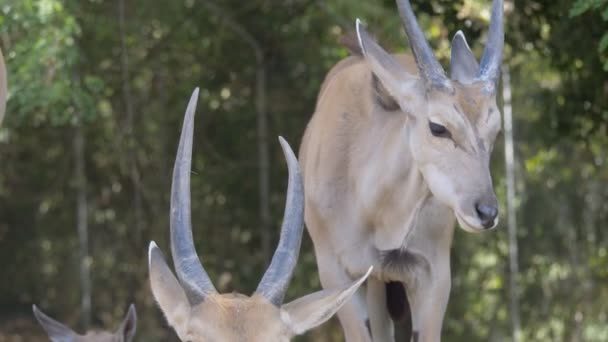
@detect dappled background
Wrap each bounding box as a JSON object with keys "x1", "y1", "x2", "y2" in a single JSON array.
[{"x1": 1, "y1": 0, "x2": 607, "y2": 340}]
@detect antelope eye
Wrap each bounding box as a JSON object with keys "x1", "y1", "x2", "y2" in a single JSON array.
[{"x1": 429, "y1": 121, "x2": 451, "y2": 138}]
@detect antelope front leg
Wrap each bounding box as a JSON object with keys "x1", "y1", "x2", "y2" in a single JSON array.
[
  {"x1": 312, "y1": 246, "x2": 372, "y2": 342},
  {"x1": 406, "y1": 263, "x2": 451, "y2": 342},
  {"x1": 366, "y1": 277, "x2": 395, "y2": 342}
]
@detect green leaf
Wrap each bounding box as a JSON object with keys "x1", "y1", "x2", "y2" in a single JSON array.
[
  {"x1": 599, "y1": 34, "x2": 608, "y2": 52},
  {"x1": 569, "y1": 0, "x2": 608, "y2": 17}
]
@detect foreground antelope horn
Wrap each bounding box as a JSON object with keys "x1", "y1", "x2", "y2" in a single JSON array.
[
  {"x1": 255, "y1": 135, "x2": 305, "y2": 305},
  {"x1": 170, "y1": 88, "x2": 218, "y2": 304}
]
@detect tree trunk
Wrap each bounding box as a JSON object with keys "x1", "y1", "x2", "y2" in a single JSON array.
[
  {"x1": 255, "y1": 54, "x2": 271, "y2": 262},
  {"x1": 201, "y1": 1, "x2": 271, "y2": 262},
  {"x1": 0, "y1": 47, "x2": 6, "y2": 125},
  {"x1": 119, "y1": 0, "x2": 144, "y2": 241},
  {"x1": 74, "y1": 118, "x2": 91, "y2": 330},
  {"x1": 118, "y1": 0, "x2": 144, "y2": 302},
  {"x1": 502, "y1": 64, "x2": 521, "y2": 342}
]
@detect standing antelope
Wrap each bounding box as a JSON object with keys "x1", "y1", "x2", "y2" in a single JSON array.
[
  {"x1": 32, "y1": 304, "x2": 137, "y2": 342},
  {"x1": 0, "y1": 47, "x2": 7, "y2": 124},
  {"x1": 299, "y1": 0, "x2": 504, "y2": 341},
  {"x1": 148, "y1": 88, "x2": 372, "y2": 341}
]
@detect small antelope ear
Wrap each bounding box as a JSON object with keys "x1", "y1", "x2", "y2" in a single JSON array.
[
  {"x1": 32, "y1": 305, "x2": 78, "y2": 342},
  {"x1": 116, "y1": 304, "x2": 137, "y2": 341},
  {"x1": 148, "y1": 242, "x2": 190, "y2": 335},
  {"x1": 450, "y1": 31, "x2": 479, "y2": 83},
  {"x1": 281, "y1": 266, "x2": 373, "y2": 335},
  {"x1": 355, "y1": 19, "x2": 421, "y2": 113}
]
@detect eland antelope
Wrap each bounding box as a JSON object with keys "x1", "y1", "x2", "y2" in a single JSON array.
[
  {"x1": 299, "y1": 0, "x2": 504, "y2": 341},
  {"x1": 32, "y1": 304, "x2": 137, "y2": 342},
  {"x1": 148, "y1": 88, "x2": 372, "y2": 341}
]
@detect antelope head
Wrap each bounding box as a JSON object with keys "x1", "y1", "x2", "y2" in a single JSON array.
[
  {"x1": 355, "y1": 0, "x2": 504, "y2": 232},
  {"x1": 0, "y1": 47, "x2": 7, "y2": 125},
  {"x1": 32, "y1": 304, "x2": 137, "y2": 342},
  {"x1": 148, "y1": 89, "x2": 371, "y2": 341}
]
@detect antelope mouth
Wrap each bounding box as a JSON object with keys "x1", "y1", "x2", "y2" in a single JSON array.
[{"x1": 454, "y1": 211, "x2": 498, "y2": 233}]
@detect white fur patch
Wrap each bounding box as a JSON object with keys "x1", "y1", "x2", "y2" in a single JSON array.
[
  {"x1": 422, "y1": 164, "x2": 457, "y2": 210},
  {"x1": 280, "y1": 309, "x2": 295, "y2": 333}
]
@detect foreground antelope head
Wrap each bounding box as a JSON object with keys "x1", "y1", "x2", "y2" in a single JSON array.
[
  {"x1": 148, "y1": 89, "x2": 371, "y2": 341},
  {"x1": 0, "y1": 47, "x2": 7, "y2": 124},
  {"x1": 356, "y1": 0, "x2": 504, "y2": 231},
  {"x1": 32, "y1": 304, "x2": 137, "y2": 342}
]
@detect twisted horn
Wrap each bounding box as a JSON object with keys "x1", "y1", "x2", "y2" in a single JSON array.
[
  {"x1": 255, "y1": 136, "x2": 304, "y2": 306},
  {"x1": 170, "y1": 88, "x2": 217, "y2": 304},
  {"x1": 478, "y1": 0, "x2": 504, "y2": 91},
  {"x1": 396, "y1": 0, "x2": 451, "y2": 90}
]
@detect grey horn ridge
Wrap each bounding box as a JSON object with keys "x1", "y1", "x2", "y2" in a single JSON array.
[
  {"x1": 255, "y1": 136, "x2": 305, "y2": 306},
  {"x1": 396, "y1": 0, "x2": 504, "y2": 93},
  {"x1": 396, "y1": 0, "x2": 451, "y2": 91},
  {"x1": 170, "y1": 87, "x2": 217, "y2": 305},
  {"x1": 167, "y1": 87, "x2": 305, "y2": 307},
  {"x1": 478, "y1": 0, "x2": 505, "y2": 91}
]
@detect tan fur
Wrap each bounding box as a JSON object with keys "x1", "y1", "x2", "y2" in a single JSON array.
[
  {"x1": 184, "y1": 294, "x2": 290, "y2": 341},
  {"x1": 299, "y1": 43, "x2": 501, "y2": 342},
  {"x1": 150, "y1": 247, "x2": 372, "y2": 341}
]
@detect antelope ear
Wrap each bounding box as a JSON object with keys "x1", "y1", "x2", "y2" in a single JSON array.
[
  {"x1": 355, "y1": 19, "x2": 422, "y2": 114},
  {"x1": 116, "y1": 304, "x2": 137, "y2": 341},
  {"x1": 32, "y1": 305, "x2": 78, "y2": 342},
  {"x1": 450, "y1": 31, "x2": 479, "y2": 84},
  {"x1": 281, "y1": 266, "x2": 373, "y2": 335},
  {"x1": 148, "y1": 242, "x2": 190, "y2": 336}
]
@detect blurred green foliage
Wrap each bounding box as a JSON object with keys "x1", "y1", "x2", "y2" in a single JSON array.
[
  {"x1": 571, "y1": 0, "x2": 608, "y2": 70},
  {"x1": 0, "y1": 0, "x2": 606, "y2": 341}
]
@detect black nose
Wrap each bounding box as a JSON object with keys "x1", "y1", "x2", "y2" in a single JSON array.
[{"x1": 475, "y1": 203, "x2": 498, "y2": 228}]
